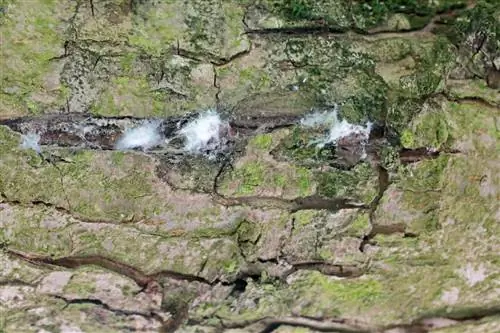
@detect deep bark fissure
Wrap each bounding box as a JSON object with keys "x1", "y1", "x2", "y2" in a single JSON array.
[{"x1": 53, "y1": 294, "x2": 163, "y2": 322}]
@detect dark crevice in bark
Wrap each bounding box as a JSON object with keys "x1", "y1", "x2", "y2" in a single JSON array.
[
  {"x1": 217, "y1": 315, "x2": 370, "y2": 333},
  {"x1": 174, "y1": 46, "x2": 251, "y2": 67},
  {"x1": 245, "y1": 2, "x2": 474, "y2": 39},
  {"x1": 1, "y1": 191, "x2": 72, "y2": 216},
  {"x1": 0, "y1": 191, "x2": 129, "y2": 225},
  {"x1": 88, "y1": 0, "x2": 95, "y2": 17},
  {"x1": 0, "y1": 279, "x2": 36, "y2": 287},
  {"x1": 210, "y1": 303, "x2": 500, "y2": 332},
  {"x1": 283, "y1": 261, "x2": 367, "y2": 279},
  {"x1": 359, "y1": 165, "x2": 390, "y2": 252},
  {"x1": 213, "y1": 193, "x2": 367, "y2": 213},
  {"x1": 5, "y1": 249, "x2": 211, "y2": 289},
  {"x1": 213, "y1": 65, "x2": 221, "y2": 106},
  {"x1": 53, "y1": 294, "x2": 164, "y2": 323},
  {"x1": 440, "y1": 91, "x2": 500, "y2": 109}
]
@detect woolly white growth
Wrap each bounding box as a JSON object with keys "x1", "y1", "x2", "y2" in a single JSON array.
[
  {"x1": 179, "y1": 109, "x2": 228, "y2": 156},
  {"x1": 20, "y1": 132, "x2": 41, "y2": 153},
  {"x1": 325, "y1": 116, "x2": 372, "y2": 145},
  {"x1": 114, "y1": 120, "x2": 163, "y2": 151},
  {"x1": 300, "y1": 109, "x2": 338, "y2": 128},
  {"x1": 300, "y1": 106, "x2": 372, "y2": 148}
]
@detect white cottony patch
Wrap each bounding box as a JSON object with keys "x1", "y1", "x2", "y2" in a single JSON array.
[
  {"x1": 300, "y1": 106, "x2": 372, "y2": 148},
  {"x1": 20, "y1": 132, "x2": 41, "y2": 153},
  {"x1": 300, "y1": 109, "x2": 338, "y2": 128},
  {"x1": 178, "y1": 109, "x2": 229, "y2": 157},
  {"x1": 114, "y1": 120, "x2": 163, "y2": 151}
]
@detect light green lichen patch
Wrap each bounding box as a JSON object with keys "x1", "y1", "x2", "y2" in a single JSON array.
[
  {"x1": 292, "y1": 210, "x2": 319, "y2": 227},
  {"x1": 215, "y1": 47, "x2": 287, "y2": 106},
  {"x1": 432, "y1": 319, "x2": 500, "y2": 333},
  {"x1": 214, "y1": 270, "x2": 385, "y2": 321},
  {"x1": 130, "y1": 0, "x2": 249, "y2": 60},
  {"x1": 220, "y1": 156, "x2": 315, "y2": 198},
  {"x1": 0, "y1": 128, "x2": 68, "y2": 205},
  {"x1": 183, "y1": 0, "x2": 250, "y2": 60},
  {"x1": 439, "y1": 155, "x2": 499, "y2": 243},
  {"x1": 355, "y1": 37, "x2": 414, "y2": 63},
  {"x1": 249, "y1": 134, "x2": 274, "y2": 151},
  {"x1": 397, "y1": 155, "x2": 449, "y2": 233},
  {"x1": 63, "y1": 270, "x2": 98, "y2": 296},
  {"x1": 1, "y1": 200, "x2": 246, "y2": 281},
  {"x1": 404, "y1": 97, "x2": 499, "y2": 152},
  {"x1": 129, "y1": 1, "x2": 184, "y2": 56},
  {"x1": 71, "y1": 0, "x2": 133, "y2": 43},
  {"x1": 7, "y1": 208, "x2": 73, "y2": 256},
  {"x1": 345, "y1": 212, "x2": 371, "y2": 237},
  {"x1": 0, "y1": 0, "x2": 75, "y2": 116},
  {"x1": 403, "y1": 100, "x2": 453, "y2": 149},
  {"x1": 91, "y1": 76, "x2": 157, "y2": 117},
  {"x1": 447, "y1": 79, "x2": 500, "y2": 106},
  {"x1": 91, "y1": 56, "x2": 216, "y2": 117},
  {"x1": 295, "y1": 270, "x2": 383, "y2": 306},
  {"x1": 0, "y1": 129, "x2": 166, "y2": 221},
  {"x1": 57, "y1": 150, "x2": 162, "y2": 221},
  {"x1": 444, "y1": 101, "x2": 499, "y2": 154}
]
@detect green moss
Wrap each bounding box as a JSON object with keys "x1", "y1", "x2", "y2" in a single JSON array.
[
  {"x1": 234, "y1": 162, "x2": 265, "y2": 195},
  {"x1": 400, "y1": 129, "x2": 415, "y2": 148},
  {"x1": 249, "y1": 134, "x2": 273, "y2": 150},
  {"x1": 110, "y1": 151, "x2": 126, "y2": 166},
  {"x1": 296, "y1": 167, "x2": 312, "y2": 196},
  {"x1": 0, "y1": 126, "x2": 20, "y2": 150},
  {"x1": 119, "y1": 53, "x2": 138, "y2": 73},
  {"x1": 64, "y1": 276, "x2": 97, "y2": 296},
  {"x1": 346, "y1": 213, "x2": 371, "y2": 237},
  {"x1": 294, "y1": 271, "x2": 383, "y2": 310},
  {"x1": 221, "y1": 259, "x2": 239, "y2": 274},
  {"x1": 399, "y1": 155, "x2": 449, "y2": 193},
  {"x1": 278, "y1": 0, "x2": 316, "y2": 21},
  {"x1": 316, "y1": 163, "x2": 377, "y2": 203},
  {"x1": 0, "y1": 0, "x2": 72, "y2": 115},
  {"x1": 129, "y1": 2, "x2": 181, "y2": 56},
  {"x1": 273, "y1": 174, "x2": 286, "y2": 187},
  {"x1": 399, "y1": 37, "x2": 455, "y2": 98},
  {"x1": 414, "y1": 111, "x2": 451, "y2": 148},
  {"x1": 292, "y1": 210, "x2": 318, "y2": 226},
  {"x1": 237, "y1": 220, "x2": 260, "y2": 244}
]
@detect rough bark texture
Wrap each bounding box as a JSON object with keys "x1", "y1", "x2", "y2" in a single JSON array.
[{"x1": 0, "y1": 0, "x2": 499, "y2": 332}]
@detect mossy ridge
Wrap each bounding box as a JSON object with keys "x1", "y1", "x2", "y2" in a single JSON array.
[
  {"x1": 212, "y1": 270, "x2": 385, "y2": 322},
  {"x1": 447, "y1": 79, "x2": 500, "y2": 106},
  {"x1": 0, "y1": 0, "x2": 74, "y2": 116},
  {"x1": 221, "y1": 153, "x2": 315, "y2": 198},
  {"x1": 91, "y1": 54, "x2": 215, "y2": 117},
  {"x1": 396, "y1": 155, "x2": 449, "y2": 233},
  {"x1": 55, "y1": 220, "x2": 243, "y2": 279},
  {"x1": 0, "y1": 130, "x2": 163, "y2": 221},
  {"x1": 316, "y1": 162, "x2": 378, "y2": 204},
  {"x1": 439, "y1": 156, "x2": 499, "y2": 238},
  {"x1": 345, "y1": 212, "x2": 371, "y2": 237},
  {"x1": 397, "y1": 37, "x2": 455, "y2": 99},
  {"x1": 263, "y1": 0, "x2": 468, "y2": 31},
  {"x1": 405, "y1": 99, "x2": 498, "y2": 154}
]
